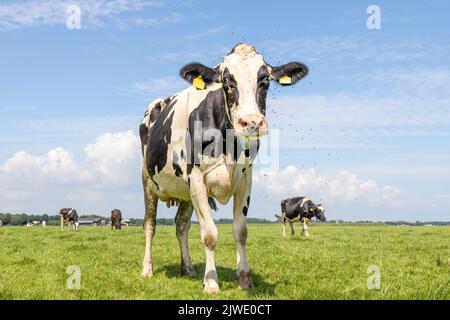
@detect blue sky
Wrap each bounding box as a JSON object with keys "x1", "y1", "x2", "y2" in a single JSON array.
[{"x1": 1, "y1": 0, "x2": 449, "y2": 221}]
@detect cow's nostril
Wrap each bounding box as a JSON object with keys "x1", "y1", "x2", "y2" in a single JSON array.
[{"x1": 239, "y1": 119, "x2": 248, "y2": 127}]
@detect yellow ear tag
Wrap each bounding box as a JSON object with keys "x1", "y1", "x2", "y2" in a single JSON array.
[
  {"x1": 192, "y1": 75, "x2": 206, "y2": 90},
  {"x1": 278, "y1": 75, "x2": 292, "y2": 85}
]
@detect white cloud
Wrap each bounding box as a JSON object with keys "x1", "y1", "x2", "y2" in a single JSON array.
[
  {"x1": 0, "y1": 0, "x2": 163, "y2": 31},
  {"x1": 0, "y1": 130, "x2": 140, "y2": 202},
  {"x1": 0, "y1": 148, "x2": 89, "y2": 185},
  {"x1": 84, "y1": 131, "x2": 140, "y2": 185},
  {"x1": 253, "y1": 165, "x2": 410, "y2": 209}
]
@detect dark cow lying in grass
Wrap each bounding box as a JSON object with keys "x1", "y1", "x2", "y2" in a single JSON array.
[
  {"x1": 59, "y1": 208, "x2": 79, "y2": 230},
  {"x1": 276, "y1": 197, "x2": 326, "y2": 237},
  {"x1": 139, "y1": 43, "x2": 308, "y2": 293},
  {"x1": 111, "y1": 209, "x2": 122, "y2": 230}
]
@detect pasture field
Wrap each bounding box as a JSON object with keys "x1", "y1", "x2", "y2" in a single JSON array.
[{"x1": 0, "y1": 224, "x2": 449, "y2": 300}]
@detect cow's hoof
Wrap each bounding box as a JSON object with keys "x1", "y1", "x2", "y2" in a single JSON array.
[
  {"x1": 181, "y1": 268, "x2": 197, "y2": 278},
  {"x1": 181, "y1": 261, "x2": 196, "y2": 277},
  {"x1": 141, "y1": 266, "x2": 153, "y2": 278},
  {"x1": 204, "y1": 285, "x2": 220, "y2": 294},
  {"x1": 204, "y1": 281, "x2": 220, "y2": 293},
  {"x1": 237, "y1": 271, "x2": 253, "y2": 290}
]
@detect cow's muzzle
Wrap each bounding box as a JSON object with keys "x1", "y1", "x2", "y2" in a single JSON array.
[{"x1": 236, "y1": 114, "x2": 268, "y2": 137}]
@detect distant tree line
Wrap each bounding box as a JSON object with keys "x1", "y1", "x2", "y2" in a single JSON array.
[
  {"x1": 384, "y1": 221, "x2": 450, "y2": 226},
  {"x1": 0, "y1": 213, "x2": 112, "y2": 226},
  {"x1": 0, "y1": 213, "x2": 276, "y2": 226},
  {"x1": 0, "y1": 213, "x2": 58, "y2": 226},
  {"x1": 1, "y1": 212, "x2": 449, "y2": 226}
]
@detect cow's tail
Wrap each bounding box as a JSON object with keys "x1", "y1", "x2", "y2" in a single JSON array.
[{"x1": 208, "y1": 197, "x2": 218, "y2": 212}]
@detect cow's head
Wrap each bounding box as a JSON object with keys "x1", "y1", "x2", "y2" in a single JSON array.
[
  {"x1": 180, "y1": 43, "x2": 308, "y2": 138},
  {"x1": 311, "y1": 204, "x2": 326, "y2": 222}
]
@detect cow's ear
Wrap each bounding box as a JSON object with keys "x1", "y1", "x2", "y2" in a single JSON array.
[
  {"x1": 180, "y1": 63, "x2": 219, "y2": 86},
  {"x1": 269, "y1": 62, "x2": 308, "y2": 86}
]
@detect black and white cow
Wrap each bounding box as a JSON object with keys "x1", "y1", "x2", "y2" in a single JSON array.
[
  {"x1": 139, "y1": 43, "x2": 308, "y2": 293},
  {"x1": 275, "y1": 197, "x2": 326, "y2": 237},
  {"x1": 59, "y1": 208, "x2": 79, "y2": 230}
]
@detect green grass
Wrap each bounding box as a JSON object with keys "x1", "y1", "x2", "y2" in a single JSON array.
[{"x1": 0, "y1": 224, "x2": 449, "y2": 299}]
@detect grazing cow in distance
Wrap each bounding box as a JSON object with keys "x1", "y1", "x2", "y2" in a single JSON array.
[
  {"x1": 21, "y1": 221, "x2": 41, "y2": 227},
  {"x1": 59, "y1": 208, "x2": 80, "y2": 230},
  {"x1": 276, "y1": 197, "x2": 326, "y2": 237},
  {"x1": 111, "y1": 209, "x2": 122, "y2": 230},
  {"x1": 139, "y1": 43, "x2": 308, "y2": 292}
]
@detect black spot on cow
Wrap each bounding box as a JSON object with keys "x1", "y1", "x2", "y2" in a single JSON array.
[
  {"x1": 172, "y1": 151, "x2": 183, "y2": 177},
  {"x1": 256, "y1": 65, "x2": 270, "y2": 115},
  {"x1": 246, "y1": 196, "x2": 250, "y2": 207},
  {"x1": 222, "y1": 67, "x2": 239, "y2": 107},
  {"x1": 146, "y1": 100, "x2": 176, "y2": 177},
  {"x1": 164, "y1": 96, "x2": 172, "y2": 104},
  {"x1": 139, "y1": 123, "x2": 149, "y2": 155},
  {"x1": 149, "y1": 101, "x2": 162, "y2": 123},
  {"x1": 186, "y1": 89, "x2": 229, "y2": 174},
  {"x1": 242, "y1": 206, "x2": 248, "y2": 216}
]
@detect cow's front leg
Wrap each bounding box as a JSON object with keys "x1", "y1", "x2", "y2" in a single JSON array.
[
  {"x1": 175, "y1": 201, "x2": 196, "y2": 277},
  {"x1": 302, "y1": 218, "x2": 310, "y2": 237},
  {"x1": 189, "y1": 167, "x2": 219, "y2": 293},
  {"x1": 60, "y1": 215, "x2": 64, "y2": 230},
  {"x1": 282, "y1": 219, "x2": 286, "y2": 237},
  {"x1": 141, "y1": 166, "x2": 158, "y2": 277},
  {"x1": 233, "y1": 169, "x2": 253, "y2": 289}
]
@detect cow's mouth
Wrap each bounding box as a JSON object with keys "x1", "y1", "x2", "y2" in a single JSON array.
[
  {"x1": 234, "y1": 114, "x2": 268, "y2": 138},
  {"x1": 235, "y1": 128, "x2": 268, "y2": 138}
]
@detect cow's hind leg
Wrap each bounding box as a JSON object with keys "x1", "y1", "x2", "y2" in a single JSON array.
[
  {"x1": 233, "y1": 169, "x2": 253, "y2": 289},
  {"x1": 289, "y1": 221, "x2": 295, "y2": 236},
  {"x1": 141, "y1": 167, "x2": 158, "y2": 277},
  {"x1": 175, "y1": 201, "x2": 196, "y2": 277},
  {"x1": 189, "y1": 167, "x2": 219, "y2": 293}
]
